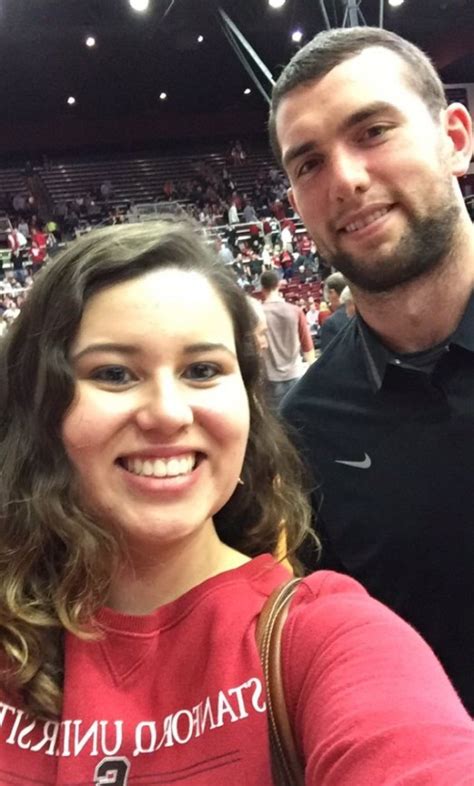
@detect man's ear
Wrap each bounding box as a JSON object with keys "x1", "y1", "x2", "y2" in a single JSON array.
[
  {"x1": 287, "y1": 186, "x2": 298, "y2": 213},
  {"x1": 443, "y1": 103, "x2": 473, "y2": 177}
]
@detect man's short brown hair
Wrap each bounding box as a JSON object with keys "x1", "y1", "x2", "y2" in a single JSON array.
[
  {"x1": 269, "y1": 26, "x2": 447, "y2": 165},
  {"x1": 260, "y1": 270, "x2": 280, "y2": 291},
  {"x1": 325, "y1": 272, "x2": 347, "y2": 296}
]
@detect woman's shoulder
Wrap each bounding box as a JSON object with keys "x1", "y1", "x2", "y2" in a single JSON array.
[
  {"x1": 284, "y1": 569, "x2": 436, "y2": 672},
  {"x1": 288, "y1": 569, "x2": 375, "y2": 632},
  {"x1": 296, "y1": 569, "x2": 367, "y2": 601},
  {"x1": 280, "y1": 572, "x2": 474, "y2": 786},
  {"x1": 282, "y1": 570, "x2": 472, "y2": 729}
]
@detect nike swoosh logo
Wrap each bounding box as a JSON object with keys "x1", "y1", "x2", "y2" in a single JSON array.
[{"x1": 335, "y1": 453, "x2": 372, "y2": 469}]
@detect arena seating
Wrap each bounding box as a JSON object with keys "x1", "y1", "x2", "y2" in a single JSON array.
[
  {"x1": 0, "y1": 167, "x2": 30, "y2": 205},
  {"x1": 36, "y1": 147, "x2": 275, "y2": 207}
]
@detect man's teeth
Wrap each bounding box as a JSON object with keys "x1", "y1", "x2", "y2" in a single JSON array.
[
  {"x1": 125, "y1": 455, "x2": 196, "y2": 478},
  {"x1": 345, "y1": 207, "x2": 390, "y2": 233}
]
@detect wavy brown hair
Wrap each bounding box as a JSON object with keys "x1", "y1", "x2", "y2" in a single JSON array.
[{"x1": 0, "y1": 219, "x2": 314, "y2": 719}]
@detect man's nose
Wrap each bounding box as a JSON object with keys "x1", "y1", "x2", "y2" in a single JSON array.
[{"x1": 328, "y1": 148, "x2": 371, "y2": 203}]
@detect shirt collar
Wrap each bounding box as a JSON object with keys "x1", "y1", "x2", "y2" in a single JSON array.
[
  {"x1": 450, "y1": 288, "x2": 474, "y2": 352},
  {"x1": 357, "y1": 289, "x2": 474, "y2": 393},
  {"x1": 357, "y1": 316, "x2": 390, "y2": 392}
]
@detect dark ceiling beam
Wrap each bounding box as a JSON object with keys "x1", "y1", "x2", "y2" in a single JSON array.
[{"x1": 427, "y1": 27, "x2": 473, "y2": 71}]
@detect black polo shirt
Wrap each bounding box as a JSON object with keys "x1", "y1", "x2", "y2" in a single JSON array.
[{"x1": 281, "y1": 292, "x2": 474, "y2": 715}]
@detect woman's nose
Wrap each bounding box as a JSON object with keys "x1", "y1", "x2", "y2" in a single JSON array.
[{"x1": 134, "y1": 376, "x2": 194, "y2": 435}]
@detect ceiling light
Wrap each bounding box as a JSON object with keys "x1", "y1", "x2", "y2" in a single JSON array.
[
  {"x1": 129, "y1": 0, "x2": 150, "y2": 12},
  {"x1": 291, "y1": 30, "x2": 303, "y2": 43},
  {"x1": 244, "y1": 88, "x2": 251, "y2": 95},
  {"x1": 268, "y1": 0, "x2": 286, "y2": 8},
  {"x1": 388, "y1": 0, "x2": 404, "y2": 5},
  {"x1": 67, "y1": 96, "x2": 76, "y2": 106},
  {"x1": 85, "y1": 36, "x2": 96, "y2": 47},
  {"x1": 159, "y1": 92, "x2": 167, "y2": 100},
  {"x1": 197, "y1": 35, "x2": 204, "y2": 43}
]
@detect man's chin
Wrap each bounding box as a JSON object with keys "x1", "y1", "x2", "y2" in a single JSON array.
[
  {"x1": 328, "y1": 251, "x2": 419, "y2": 294},
  {"x1": 327, "y1": 197, "x2": 459, "y2": 293}
]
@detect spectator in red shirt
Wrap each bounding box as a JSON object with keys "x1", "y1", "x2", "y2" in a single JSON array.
[
  {"x1": 30, "y1": 226, "x2": 48, "y2": 273},
  {"x1": 272, "y1": 199, "x2": 286, "y2": 221}
]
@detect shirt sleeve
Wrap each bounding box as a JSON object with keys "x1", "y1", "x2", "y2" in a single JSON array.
[
  {"x1": 297, "y1": 308, "x2": 314, "y2": 353},
  {"x1": 320, "y1": 316, "x2": 338, "y2": 351},
  {"x1": 282, "y1": 572, "x2": 474, "y2": 786}
]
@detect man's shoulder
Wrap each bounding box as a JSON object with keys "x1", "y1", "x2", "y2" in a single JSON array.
[
  {"x1": 264, "y1": 299, "x2": 299, "y2": 316},
  {"x1": 328, "y1": 307, "x2": 350, "y2": 327},
  {"x1": 281, "y1": 319, "x2": 361, "y2": 410},
  {"x1": 304, "y1": 317, "x2": 358, "y2": 374}
]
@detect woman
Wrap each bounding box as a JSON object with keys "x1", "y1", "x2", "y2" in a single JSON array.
[{"x1": 0, "y1": 221, "x2": 472, "y2": 784}]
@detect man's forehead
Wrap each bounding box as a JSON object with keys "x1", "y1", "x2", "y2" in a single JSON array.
[
  {"x1": 281, "y1": 46, "x2": 411, "y2": 101},
  {"x1": 276, "y1": 47, "x2": 421, "y2": 158}
]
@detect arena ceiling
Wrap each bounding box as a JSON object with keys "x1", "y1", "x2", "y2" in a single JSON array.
[{"x1": 1, "y1": 0, "x2": 473, "y2": 126}]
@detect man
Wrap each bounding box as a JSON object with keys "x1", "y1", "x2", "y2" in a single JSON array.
[
  {"x1": 280, "y1": 221, "x2": 294, "y2": 252},
  {"x1": 8, "y1": 224, "x2": 27, "y2": 284},
  {"x1": 227, "y1": 200, "x2": 239, "y2": 225},
  {"x1": 340, "y1": 285, "x2": 356, "y2": 319},
  {"x1": 30, "y1": 225, "x2": 48, "y2": 274},
  {"x1": 216, "y1": 237, "x2": 234, "y2": 267},
  {"x1": 270, "y1": 27, "x2": 474, "y2": 713},
  {"x1": 320, "y1": 271, "x2": 350, "y2": 350},
  {"x1": 260, "y1": 270, "x2": 314, "y2": 407},
  {"x1": 247, "y1": 295, "x2": 269, "y2": 353},
  {"x1": 242, "y1": 199, "x2": 258, "y2": 224}
]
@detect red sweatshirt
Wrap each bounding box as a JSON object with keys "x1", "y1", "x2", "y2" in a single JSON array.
[{"x1": 0, "y1": 556, "x2": 472, "y2": 785}]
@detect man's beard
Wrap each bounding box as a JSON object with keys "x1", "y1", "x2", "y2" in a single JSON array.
[{"x1": 326, "y1": 198, "x2": 461, "y2": 294}]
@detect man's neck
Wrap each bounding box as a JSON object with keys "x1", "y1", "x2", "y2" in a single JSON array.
[
  {"x1": 352, "y1": 220, "x2": 474, "y2": 354},
  {"x1": 263, "y1": 290, "x2": 281, "y2": 302}
]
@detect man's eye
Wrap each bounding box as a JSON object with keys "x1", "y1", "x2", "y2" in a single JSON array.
[
  {"x1": 363, "y1": 125, "x2": 391, "y2": 141},
  {"x1": 183, "y1": 362, "x2": 221, "y2": 381},
  {"x1": 297, "y1": 159, "x2": 321, "y2": 178},
  {"x1": 90, "y1": 366, "x2": 135, "y2": 385}
]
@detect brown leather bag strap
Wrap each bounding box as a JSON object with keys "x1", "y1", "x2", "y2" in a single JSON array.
[{"x1": 256, "y1": 578, "x2": 305, "y2": 786}]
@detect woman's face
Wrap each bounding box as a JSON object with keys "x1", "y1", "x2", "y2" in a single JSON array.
[{"x1": 62, "y1": 268, "x2": 250, "y2": 550}]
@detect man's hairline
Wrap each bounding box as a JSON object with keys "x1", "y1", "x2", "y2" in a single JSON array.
[{"x1": 272, "y1": 45, "x2": 442, "y2": 168}]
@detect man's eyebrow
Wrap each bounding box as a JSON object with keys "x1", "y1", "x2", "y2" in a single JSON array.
[
  {"x1": 282, "y1": 141, "x2": 319, "y2": 171},
  {"x1": 282, "y1": 101, "x2": 397, "y2": 171},
  {"x1": 340, "y1": 101, "x2": 398, "y2": 132},
  {"x1": 72, "y1": 341, "x2": 236, "y2": 362}
]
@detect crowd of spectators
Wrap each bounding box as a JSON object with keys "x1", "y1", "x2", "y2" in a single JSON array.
[
  {"x1": 0, "y1": 142, "x2": 339, "y2": 336},
  {"x1": 2, "y1": 141, "x2": 298, "y2": 239},
  {"x1": 0, "y1": 272, "x2": 32, "y2": 337}
]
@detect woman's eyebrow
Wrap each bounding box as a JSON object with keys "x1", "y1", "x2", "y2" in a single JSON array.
[
  {"x1": 72, "y1": 341, "x2": 237, "y2": 362},
  {"x1": 72, "y1": 342, "x2": 139, "y2": 362},
  {"x1": 182, "y1": 342, "x2": 236, "y2": 358}
]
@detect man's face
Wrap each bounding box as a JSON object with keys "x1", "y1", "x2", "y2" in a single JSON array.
[
  {"x1": 276, "y1": 47, "x2": 462, "y2": 293},
  {"x1": 326, "y1": 288, "x2": 340, "y2": 312}
]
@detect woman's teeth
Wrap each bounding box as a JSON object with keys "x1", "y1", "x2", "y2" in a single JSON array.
[{"x1": 124, "y1": 454, "x2": 196, "y2": 478}]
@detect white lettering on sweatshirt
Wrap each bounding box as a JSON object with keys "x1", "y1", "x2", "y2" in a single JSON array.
[{"x1": 0, "y1": 676, "x2": 266, "y2": 759}]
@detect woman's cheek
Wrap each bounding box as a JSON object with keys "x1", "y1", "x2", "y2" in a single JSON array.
[
  {"x1": 62, "y1": 386, "x2": 125, "y2": 453},
  {"x1": 195, "y1": 384, "x2": 250, "y2": 441}
]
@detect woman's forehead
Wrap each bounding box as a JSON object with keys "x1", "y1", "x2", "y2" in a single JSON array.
[{"x1": 75, "y1": 268, "x2": 236, "y2": 349}]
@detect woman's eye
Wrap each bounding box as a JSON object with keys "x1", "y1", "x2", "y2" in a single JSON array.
[
  {"x1": 183, "y1": 362, "x2": 221, "y2": 381},
  {"x1": 90, "y1": 366, "x2": 135, "y2": 385}
]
